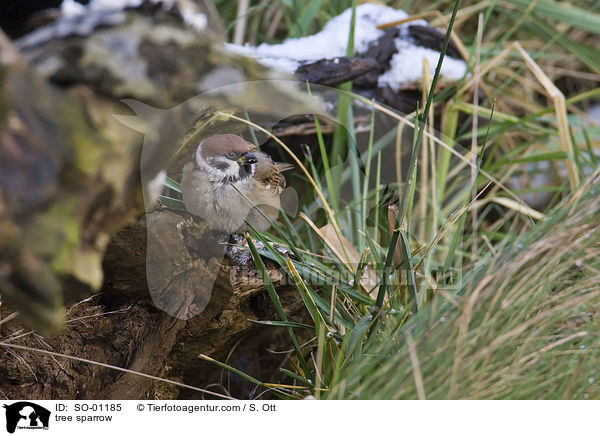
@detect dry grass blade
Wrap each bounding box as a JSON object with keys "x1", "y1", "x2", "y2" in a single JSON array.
[
  {"x1": 314, "y1": 220, "x2": 378, "y2": 298},
  {"x1": 406, "y1": 333, "x2": 426, "y2": 400},
  {"x1": 472, "y1": 197, "x2": 545, "y2": 221},
  {"x1": 233, "y1": 0, "x2": 250, "y2": 45},
  {"x1": 513, "y1": 42, "x2": 579, "y2": 188}
]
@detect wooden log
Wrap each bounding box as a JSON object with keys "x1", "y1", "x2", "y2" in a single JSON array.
[{"x1": 0, "y1": 208, "x2": 303, "y2": 399}]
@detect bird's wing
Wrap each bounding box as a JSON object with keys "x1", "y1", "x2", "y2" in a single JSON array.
[{"x1": 276, "y1": 162, "x2": 294, "y2": 172}]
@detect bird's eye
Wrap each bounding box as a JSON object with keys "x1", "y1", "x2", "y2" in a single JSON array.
[{"x1": 226, "y1": 151, "x2": 237, "y2": 159}]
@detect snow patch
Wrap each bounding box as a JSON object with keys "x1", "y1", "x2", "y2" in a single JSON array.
[
  {"x1": 180, "y1": 7, "x2": 208, "y2": 32},
  {"x1": 18, "y1": 0, "x2": 206, "y2": 48},
  {"x1": 62, "y1": 0, "x2": 145, "y2": 16},
  {"x1": 227, "y1": 3, "x2": 415, "y2": 73},
  {"x1": 226, "y1": 3, "x2": 466, "y2": 89},
  {"x1": 60, "y1": 0, "x2": 87, "y2": 18},
  {"x1": 378, "y1": 40, "x2": 467, "y2": 91}
]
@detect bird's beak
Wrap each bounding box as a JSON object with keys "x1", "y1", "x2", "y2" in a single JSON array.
[{"x1": 240, "y1": 152, "x2": 258, "y2": 165}]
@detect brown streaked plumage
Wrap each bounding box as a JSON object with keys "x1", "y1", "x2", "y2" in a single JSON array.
[{"x1": 253, "y1": 152, "x2": 293, "y2": 194}]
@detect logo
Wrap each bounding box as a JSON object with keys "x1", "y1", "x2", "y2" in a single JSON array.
[{"x1": 2, "y1": 402, "x2": 50, "y2": 434}]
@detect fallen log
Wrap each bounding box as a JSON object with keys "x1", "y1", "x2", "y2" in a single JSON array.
[{"x1": 1, "y1": 208, "x2": 305, "y2": 399}]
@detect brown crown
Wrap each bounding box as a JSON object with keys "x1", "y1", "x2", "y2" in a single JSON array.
[{"x1": 199, "y1": 134, "x2": 253, "y2": 158}]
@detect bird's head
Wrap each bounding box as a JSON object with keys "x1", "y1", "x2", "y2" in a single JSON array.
[{"x1": 195, "y1": 134, "x2": 258, "y2": 183}]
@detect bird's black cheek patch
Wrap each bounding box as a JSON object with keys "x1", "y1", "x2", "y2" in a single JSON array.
[
  {"x1": 239, "y1": 164, "x2": 255, "y2": 180},
  {"x1": 211, "y1": 161, "x2": 231, "y2": 171}
]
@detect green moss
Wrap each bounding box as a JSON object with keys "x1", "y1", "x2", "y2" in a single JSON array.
[
  {"x1": 72, "y1": 131, "x2": 104, "y2": 175},
  {"x1": 57, "y1": 99, "x2": 105, "y2": 176},
  {"x1": 25, "y1": 200, "x2": 81, "y2": 276}
]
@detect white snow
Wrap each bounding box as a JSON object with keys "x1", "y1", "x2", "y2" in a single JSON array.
[
  {"x1": 378, "y1": 40, "x2": 468, "y2": 91},
  {"x1": 180, "y1": 7, "x2": 208, "y2": 32},
  {"x1": 226, "y1": 3, "x2": 467, "y2": 89},
  {"x1": 67, "y1": 0, "x2": 207, "y2": 32},
  {"x1": 18, "y1": 0, "x2": 206, "y2": 48},
  {"x1": 62, "y1": 0, "x2": 144, "y2": 16},
  {"x1": 60, "y1": 0, "x2": 87, "y2": 18},
  {"x1": 227, "y1": 3, "x2": 412, "y2": 72}
]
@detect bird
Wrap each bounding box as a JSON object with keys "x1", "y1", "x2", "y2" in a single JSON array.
[{"x1": 181, "y1": 134, "x2": 293, "y2": 233}]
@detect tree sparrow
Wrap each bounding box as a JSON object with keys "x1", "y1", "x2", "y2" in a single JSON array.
[{"x1": 181, "y1": 134, "x2": 292, "y2": 233}]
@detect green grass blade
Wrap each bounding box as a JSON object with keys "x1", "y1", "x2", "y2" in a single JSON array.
[
  {"x1": 164, "y1": 176, "x2": 182, "y2": 193},
  {"x1": 245, "y1": 234, "x2": 312, "y2": 378}
]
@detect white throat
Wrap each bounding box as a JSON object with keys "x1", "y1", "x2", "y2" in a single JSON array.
[{"x1": 195, "y1": 148, "x2": 255, "y2": 185}]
